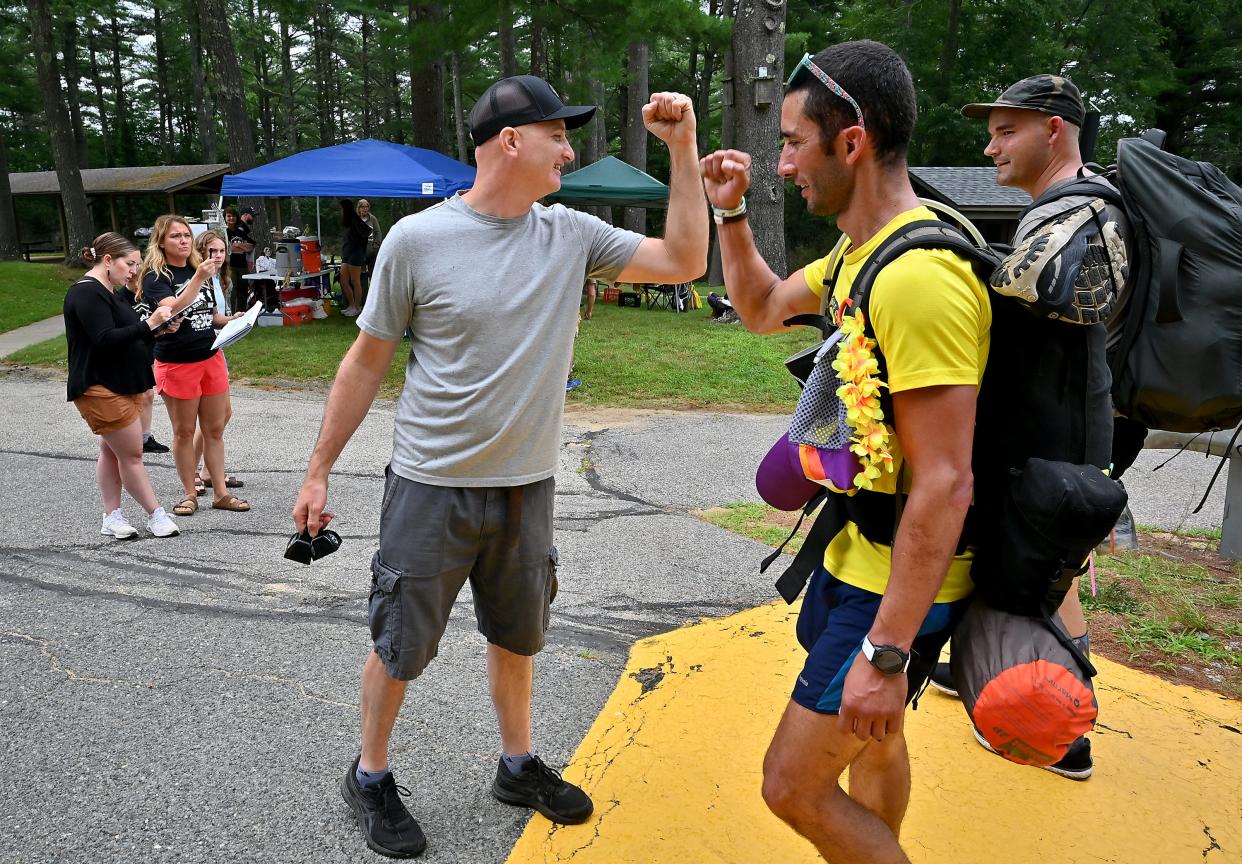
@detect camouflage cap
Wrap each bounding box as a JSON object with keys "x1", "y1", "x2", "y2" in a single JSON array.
[{"x1": 961, "y1": 75, "x2": 1085, "y2": 127}]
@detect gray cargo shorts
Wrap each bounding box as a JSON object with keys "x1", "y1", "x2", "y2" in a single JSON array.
[{"x1": 368, "y1": 468, "x2": 558, "y2": 681}]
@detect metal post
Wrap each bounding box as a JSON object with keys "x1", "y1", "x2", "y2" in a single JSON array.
[{"x1": 1222, "y1": 450, "x2": 1242, "y2": 560}]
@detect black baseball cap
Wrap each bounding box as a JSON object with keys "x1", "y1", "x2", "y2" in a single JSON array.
[
  {"x1": 239, "y1": 206, "x2": 257, "y2": 216},
  {"x1": 961, "y1": 75, "x2": 1086, "y2": 127},
  {"x1": 469, "y1": 75, "x2": 596, "y2": 146}
]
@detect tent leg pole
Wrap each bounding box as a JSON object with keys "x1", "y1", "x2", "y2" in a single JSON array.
[{"x1": 316, "y1": 198, "x2": 320, "y2": 243}]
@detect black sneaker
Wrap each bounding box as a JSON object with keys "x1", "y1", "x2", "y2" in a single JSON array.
[
  {"x1": 340, "y1": 756, "x2": 427, "y2": 858},
  {"x1": 492, "y1": 755, "x2": 593, "y2": 824},
  {"x1": 928, "y1": 661, "x2": 959, "y2": 697},
  {"x1": 1041, "y1": 736, "x2": 1094, "y2": 781},
  {"x1": 972, "y1": 727, "x2": 1093, "y2": 781},
  {"x1": 142, "y1": 436, "x2": 170, "y2": 453}
]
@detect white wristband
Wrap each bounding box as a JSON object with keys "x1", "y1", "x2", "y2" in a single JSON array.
[{"x1": 710, "y1": 197, "x2": 745, "y2": 219}]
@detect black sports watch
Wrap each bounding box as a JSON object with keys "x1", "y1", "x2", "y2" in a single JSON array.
[{"x1": 861, "y1": 636, "x2": 911, "y2": 675}]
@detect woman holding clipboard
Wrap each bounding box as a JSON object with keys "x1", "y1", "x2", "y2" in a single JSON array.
[
  {"x1": 64, "y1": 232, "x2": 182, "y2": 539},
  {"x1": 136, "y1": 217, "x2": 247, "y2": 517}
]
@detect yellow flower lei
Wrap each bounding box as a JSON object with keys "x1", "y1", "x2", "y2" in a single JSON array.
[{"x1": 831, "y1": 312, "x2": 894, "y2": 490}]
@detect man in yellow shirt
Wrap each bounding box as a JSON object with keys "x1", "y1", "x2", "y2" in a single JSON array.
[{"x1": 701, "y1": 40, "x2": 988, "y2": 862}]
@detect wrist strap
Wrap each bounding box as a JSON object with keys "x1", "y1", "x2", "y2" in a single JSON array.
[{"x1": 712, "y1": 197, "x2": 747, "y2": 224}]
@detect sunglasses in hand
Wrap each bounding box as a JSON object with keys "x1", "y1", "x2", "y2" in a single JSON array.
[{"x1": 284, "y1": 528, "x2": 342, "y2": 565}]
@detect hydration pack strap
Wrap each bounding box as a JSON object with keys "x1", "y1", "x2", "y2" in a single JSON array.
[{"x1": 765, "y1": 491, "x2": 845, "y2": 604}]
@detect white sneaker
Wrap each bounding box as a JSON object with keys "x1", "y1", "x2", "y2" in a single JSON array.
[
  {"x1": 100, "y1": 509, "x2": 138, "y2": 539},
  {"x1": 146, "y1": 507, "x2": 180, "y2": 538},
  {"x1": 342, "y1": 306, "x2": 358, "y2": 317}
]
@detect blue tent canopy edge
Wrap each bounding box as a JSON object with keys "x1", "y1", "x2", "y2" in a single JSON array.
[{"x1": 219, "y1": 139, "x2": 475, "y2": 198}]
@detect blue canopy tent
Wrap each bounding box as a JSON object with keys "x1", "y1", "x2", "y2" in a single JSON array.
[
  {"x1": 220, "y1": 139, "x2": 474, "y2": 198},
  {"x1": 219, "y1": 138, "x2": 475, "y2": 236}
]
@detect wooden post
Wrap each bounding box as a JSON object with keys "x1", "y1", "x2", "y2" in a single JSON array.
[
  {"x1": 167, "y1": 192, "x2": 176, "y2": 214},
  {"x1": 273, "y1": 197, "x2": 282, "y2": 227},
  {"x1": 109, "y1": 195, "x2": 120, "y2": 231}
]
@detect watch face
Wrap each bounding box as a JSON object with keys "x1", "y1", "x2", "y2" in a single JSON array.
[{"x1": 872, "y1": 647, "x2": 907, "y2": 675}]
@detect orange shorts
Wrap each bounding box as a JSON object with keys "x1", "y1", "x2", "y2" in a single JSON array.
[
  {"x1": 155, "y1": 351, "x2": 230, "y2": 400},
  {"x1": 73, "y1": 385, "x2": 143, "y2": 436}
]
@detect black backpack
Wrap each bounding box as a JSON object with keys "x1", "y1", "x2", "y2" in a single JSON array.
[
  {"x1": 1031, "y1": 131, "x2": 1242, "y2": 436},
  {"x1": 766, "y1": 212, "x2": 1126, "y2": 677}
]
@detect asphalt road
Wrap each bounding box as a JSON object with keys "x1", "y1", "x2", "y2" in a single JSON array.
[{"x1": 0, "y1": 367, "x2": 1227, "y2": 863}]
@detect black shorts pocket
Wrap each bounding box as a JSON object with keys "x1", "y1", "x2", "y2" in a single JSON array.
[
  {"x1": 368, "y1": 552, "x2": 404, "y2": 662},
  {"x1": 547, "y1": 546, "x2": 559, "y2": 606}
]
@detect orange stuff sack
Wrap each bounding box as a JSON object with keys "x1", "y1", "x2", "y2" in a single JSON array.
[{"x1": 951, "y1": 600, "x2": 1097, "y2": 766}]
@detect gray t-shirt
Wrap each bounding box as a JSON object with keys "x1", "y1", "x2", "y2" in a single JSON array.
[
  {"x1": 1015, "y1": 174, "x2": 1134, "y2": 351},
  {"x1": 358, "y1": 194, "x2": 643, "y2": 487}
]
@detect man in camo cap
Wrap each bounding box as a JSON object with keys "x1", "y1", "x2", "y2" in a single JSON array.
[{"x1": 925, "y1": 74, "x2": 1140, "y2": 783}]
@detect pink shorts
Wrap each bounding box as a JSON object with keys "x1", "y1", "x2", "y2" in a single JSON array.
[{"x1": 154, "y1": 352, "x2": 230, "y2": 400}]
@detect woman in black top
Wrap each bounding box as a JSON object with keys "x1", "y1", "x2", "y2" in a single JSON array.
[
  {"x1": 137, "y1": 215, "x2": 244, "y2": 517},
  {"x1": 338, "y1": 198, "x2": 371, "y2": 317},
  {"x1": 224, "y1": 207, "x2": 253, "y2": 313},
  {"x1": 64, "y1": 232, "x2": 181, "y2": 539}
]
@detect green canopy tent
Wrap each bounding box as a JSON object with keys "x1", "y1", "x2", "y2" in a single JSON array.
[{"x1": 545, "y1": 156, "x2": 668, "y2": 208}]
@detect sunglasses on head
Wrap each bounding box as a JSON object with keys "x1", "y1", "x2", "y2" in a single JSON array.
[{"x1": 785, "y1": 53, "x2": 866, "y2": 131}]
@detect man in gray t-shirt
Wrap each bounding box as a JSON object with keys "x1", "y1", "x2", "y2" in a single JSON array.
[{"x1": 293, "y1": 74, "x2": 707, "y2": 856}]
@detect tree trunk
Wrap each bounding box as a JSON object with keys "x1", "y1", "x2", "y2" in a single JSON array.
[
  {"x1": 579, "y1": 78, "x2": 611, "y2": 223},
  {"x1": 622, "y1": 41, "x2": 648, "y2": 235},
  {"x1": 450, "y1": 51, "x2": 467, "y2": 162},
  {"x1": 730, "y1": 0, "x2": 786, "y2": 275},
  {"x1": 498, "y1": 0, "x2": 516, "y2": 78},
  {"x1": 709, "y1": 6, "x2": 739, "y2": 286},
  {"x1": 27, "y1": 0, "x2": 94, "y2": 264},
  {"x1": 110, "y1": 13, "x2": 134, "y2": 166},
  {"x1": 408, "y1": 2, "x2": 445, "y2": 154},
  {"x1": 280, "y1": 17, "x2": 299, "y2": 153},
  {"x1": 60, "y1": 20, "x2": 88, "y2": 167},
  {"x1": 252, "y1": 0, "x2": 274, "y2": 159},
  {"x1": 361, "y1": 14, "x2": 373, "y2": 137},
  {"x1": 526, "y1": 0, "x2": 546, "y2": 78},
  {"x1": 88, "y1": 33, "x2": 113, "y2": 166},
  {"x1": 529, "y1": 0, "x2": 546, "y2": 78},
  {"x1": 153, "y1": 6, "x2": 173, "y2": 163},
  {"x1": 198, "y1": 0, "x2": 265, "y2": 235},
  {"x1": 0, "y1": 124, "x2": 20, "y2": 259},
  {"x1": 694, "y1": 0, "x2": 723, "y2": 157},
  {"x1": 188, "y1": 0, "x2": 217, "y2": 163}
]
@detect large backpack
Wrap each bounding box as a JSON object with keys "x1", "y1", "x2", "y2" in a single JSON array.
[
  {"x1": 764, "y1": 204, "x2": 1127, "y2": 677},
  {"x1": 1031, "y1": 131, "x2": 1242, "y2": 435}
]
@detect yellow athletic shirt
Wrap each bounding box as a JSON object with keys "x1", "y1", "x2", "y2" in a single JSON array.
[{"x1": 802, "y1": 206, "x2": 990, "y2": 603}]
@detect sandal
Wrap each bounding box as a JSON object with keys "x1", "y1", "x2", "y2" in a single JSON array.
[
  {"x1": 173, "y1": 496, "x2": 198, "y2": 516},
  {"x1": 212, "y1": 493, "x2": 251, "y2": 512},
  {"x1": 197, "y1": 473, "x2": 243, "y2": 492}
]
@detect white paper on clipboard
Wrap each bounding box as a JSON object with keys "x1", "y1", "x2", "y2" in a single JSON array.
[{"x1": 211, "y1": 302, "x2": 264, "y2": 351}]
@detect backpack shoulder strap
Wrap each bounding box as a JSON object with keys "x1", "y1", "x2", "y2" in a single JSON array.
[
  {"x1": 768, "y1": 220, "x2": 994, "y2": 605},
  {"x1": 848, "y1": 220, "x2": 998, "y2": 322},
  {"x1": 1021, "y1": 177, "x2": 1124, "y2": 221}
]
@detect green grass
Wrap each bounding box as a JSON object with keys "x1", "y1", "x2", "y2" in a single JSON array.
[
  {"x1": 696, "y1": 501, "x2": 813, "y2": 555},
  {"x1": 1136, "y1": 523, "x2": 1222, "y2": 541},
  {"x1": 12, "y1": 288, "x2": 816, "y2": 410},
  {"x1": 0, "y1": 261, "x2": 80, "y2": 333},
  {"x1": 1091, "y1": 544, "x2": 1242, "y2": 678}
]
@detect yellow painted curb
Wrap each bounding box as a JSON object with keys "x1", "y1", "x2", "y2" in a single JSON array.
[{"x1": 508, "y1": 600, "x2": 1242, "y2": 863}]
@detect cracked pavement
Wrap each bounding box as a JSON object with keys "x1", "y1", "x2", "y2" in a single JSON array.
[
  {"x1": 0, "y1": 368, "x2": 789, "y2": 864},
  {"x1": 0, "y1": 363, "x2": 1230, "y2": 864}
]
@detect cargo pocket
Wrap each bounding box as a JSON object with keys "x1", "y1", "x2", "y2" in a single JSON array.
[
  {"x1": 545, "y1": 547, "x2": 558, "y2": 628},
  {"x1": 368, "y1": 552, "x2": 404, "y2": 663}
]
